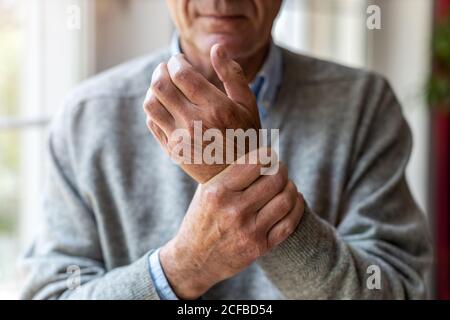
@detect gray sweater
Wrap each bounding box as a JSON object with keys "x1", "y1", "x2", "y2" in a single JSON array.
[{"x1": 21, "y1": 47, "x2": 432, "y2": 300}]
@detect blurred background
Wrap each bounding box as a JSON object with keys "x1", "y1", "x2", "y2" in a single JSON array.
[{"x1": 0, "y1": 0, "x2": 448, "y2": 299}]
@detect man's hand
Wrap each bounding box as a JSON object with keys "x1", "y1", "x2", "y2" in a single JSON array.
[
  {"x1": 159, "y1": 149, "x2": 304, "y2": 300},
  {"x1": 143, "y1": 44, "x2": 261, "y2": 183}
]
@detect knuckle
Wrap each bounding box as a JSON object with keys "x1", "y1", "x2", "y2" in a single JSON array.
[
  {"x1": 278, "y1": 192, "x2": 294, "y2": 213},
  {"x1": 203, "y1": 184, "x2": 226, "y2": 203},
  {"x1": 151, "y1": 77, "x2": 166, "y2": 93},
  {"x1": 270, "y1": 234, "x2": 282, "y2": 248},
  {"x1": 236, "y1": 231, "x2": 255, "y2": 251},
  {"x1": 237, "y1": 230, "x2": 251, "y2": 244},
  {"x1": 282, "y1": 223, "x2": 296, "y2": 238},
  {"x1": 225, "y1": 206, "x2": 243, "y2": 222},
  {"x1": 239, "y1": 201, "x2": 254, "y2": 216},
  {"x1": 170, "y1": 61, "x2": 191, "y2": 83},
  {"x1": 143, "y1": 95, "x2": 152, "y2": 112},
  {"x1": 220, "y1": 206, "x2": 241, "y2": 229},
  {"x1": 143, "y1": 101, "x2": 151, "y2": 114},
  {"x1": 230, "y1": 61, "x2": 245, "y2": 78},
  {"x1": 286, "y1": 181, "x2": 299, "y2": 202},
  {"x1": 269, "y1": 234, "x2": 283, "y2": 248},
  {"x1": 147, "y1": 121, "x2": 165, "y2": 143},
  {"x1": 234, "y1": 226, "x2": 265, "y2": 259},
  {"x1": 143, "y1": 94, "x2": 156, "y2": 112},
  {"x1": 271, "y1": 168, "x2": 288, "y2": 191},
  {"x1": 146, "y1": 117, "x2": 159, "y2": 131},
  {"x1": 145, "y1": 102, "x2": 161, "y2": 119}
]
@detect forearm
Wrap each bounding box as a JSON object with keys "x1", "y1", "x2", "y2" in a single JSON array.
[
  {"x1": 23, "y1": 253, "x2": 160, "y2": 300},
  {"x1": 258, "y1": 205, "x2": 429, "y2": 299}
]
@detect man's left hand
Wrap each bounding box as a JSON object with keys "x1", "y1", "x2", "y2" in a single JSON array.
[{"x1": 143, "y1": 44, "x2": 261, "y2": 183}]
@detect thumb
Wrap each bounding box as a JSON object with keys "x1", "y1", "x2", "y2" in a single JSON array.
[{"x1": 210, "y1": 44, "x2": 255, "y2": 107}]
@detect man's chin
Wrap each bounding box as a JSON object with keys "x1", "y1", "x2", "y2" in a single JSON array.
[{"x1": 200, "y1": 34, "x2": 252, "y2": 58}]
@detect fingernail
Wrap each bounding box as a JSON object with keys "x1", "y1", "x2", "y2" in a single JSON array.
[{"x1": 215, "y1": 45, "x2": 227, "y2": 59}]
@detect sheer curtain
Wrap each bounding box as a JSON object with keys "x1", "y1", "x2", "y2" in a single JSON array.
[
  {"x1": 0, "y1": 0, "x2": 98, "y2": 299},
  {"x1": 274, "y1": 0, "x2": 368, "y2": 67},
  {"x1": 11, "y1": 0, "x2": 173, "y2": 299},
  {"x1": 19, "y1": 0, "x2": 97, "y2": 249},
  {"x1": 274, "y1": 0, "x2": 433, "y2": 215}
]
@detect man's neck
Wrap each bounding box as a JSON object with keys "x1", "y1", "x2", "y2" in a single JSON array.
[{"x1": 180, "y1": 39, "x2": 270, "y2": 91}]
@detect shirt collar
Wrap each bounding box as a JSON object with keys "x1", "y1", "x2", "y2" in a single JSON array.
[{"x1": 170, "y1": 33, "x2": 283, "y2": 119}]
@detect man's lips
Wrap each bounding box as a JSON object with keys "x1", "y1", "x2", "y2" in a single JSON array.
[{"x1": 199, "y1": 14, "x2": 247, "y2": 21}]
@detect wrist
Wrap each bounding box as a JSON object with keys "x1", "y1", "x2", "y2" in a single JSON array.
[{"x1": 160, "y1": 239, "x2": 212, "y2": 300}]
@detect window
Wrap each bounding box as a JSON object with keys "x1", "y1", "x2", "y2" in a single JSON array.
[
  {"x1": 0, "y1": 0, "x2": 172, "y2": 300},
  {"x1": 274, "y1": 0, "x2": 368, "y2": 67},
  {"x1": 0, "y1": 0, "x2": 97, "y2": 299},
  {"x1": 0, "y1": 0, "x2": 24, "y2": 299}
]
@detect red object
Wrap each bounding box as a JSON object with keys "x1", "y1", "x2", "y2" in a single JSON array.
[
  {"x1": 434, "y1": 113, "x2": 449, "y2": 299},
  {"x1": 437, "y1": 0, "x2": 450, "y2": 17},
  {"x1": 433, "y1": 0, "x2": 450, "y2": 300}
]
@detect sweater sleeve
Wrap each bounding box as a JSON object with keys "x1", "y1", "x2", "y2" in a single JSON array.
[
  {"x1": 258, "y1": 78, "x2": 432, "y2": 299},
  {"x1": 20, "y1": 103, "x2": 160, "y2": 300}
]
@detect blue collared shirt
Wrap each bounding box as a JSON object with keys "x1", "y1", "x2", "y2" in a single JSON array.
[{"x1": 148, "y1": 34, "x2": 283, "y2": 300}]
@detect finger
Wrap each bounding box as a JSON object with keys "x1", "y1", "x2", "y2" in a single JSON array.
[
  {"x1": 212, "y1": 148, "x2": 266, "y2": 191},
  {"x1": 255, "y1": 180, "x2": 297, "y2": 232},
  {"x1": 210, "y1": 44, "x2": 256, "y2": 108},
  {"x1": 167, "y1": 54, "x2": 225, "y2": 105},
  {"x1": 143, "y1": 89, "x2": 175, "y2": 137},
  {"x1": 267, "y1": 194, "x2": 304, "y2": 249},
  {"x1": 146, "y1": 117, "x2": 168, "y2": 147},
  {"x1": 151, "y1": 62, "x2": 193, "y2": 119},
  {"x1": 242, "y1": 162, "x2": 288, "y2": 212}
]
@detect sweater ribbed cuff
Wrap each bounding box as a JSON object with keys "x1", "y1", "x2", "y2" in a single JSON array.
[
  {"x1": 122, "y1": 253, "x2": 161, "y2": 300},
  {"x1": 258, "y1": 202, "x2": 337, "y2": 287}
]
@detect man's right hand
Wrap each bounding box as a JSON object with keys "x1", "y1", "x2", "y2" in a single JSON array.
[{"x1": 159, "y1": 149, "x2": 304, "y2": 300}]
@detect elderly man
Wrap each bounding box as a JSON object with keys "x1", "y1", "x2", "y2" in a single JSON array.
[{"x1": 22, "y1": 0, "x2": 431, "y2": 299}]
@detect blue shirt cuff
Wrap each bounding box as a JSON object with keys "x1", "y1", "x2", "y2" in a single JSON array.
[{"x1": 148, "y1": 248, "x2": 179, "y2": 300}]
